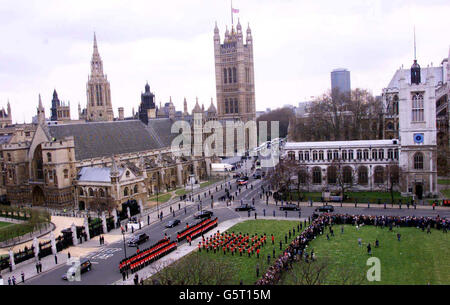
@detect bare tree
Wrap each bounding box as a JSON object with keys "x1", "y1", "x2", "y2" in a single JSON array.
[
  {"x1": 268, "y1": 158, "x2": 299, "y2": 201},
  {"x1": 384, "y1": 162, "x2": 403, "y2": 204},
  {"x1": 330, "y1": 158, "x2": 354, "y2": 200},
  {"x1": 286, "y1": 257, "x2": 331, "y2": 285}
]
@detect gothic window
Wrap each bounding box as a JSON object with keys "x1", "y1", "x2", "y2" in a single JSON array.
[
  {"x1": 225, "y1": 99, "x2": 229, "y2": 114},
  {"x1": 327, "y1": 150, "x2": 332, "y2": 160},
  {"x1": 233, "y1": 67, "x2": 237, "y2": 83},
  {"x1": 342, "y1": 150, "x2": 347, "y2": 160},
  {"x1": 312, "y1": 150, "x2": 318, "y2": 161},
  {"x1": 63, "y1": 169, "x2": 69, "y2": 179},
  {"x1": 79, "y1": 188, "x2": 83, "y2": 196},
  {"x1": 357, "y1": 150, "x2": 362, "y2": 160},
  {"x1": 414, "y1": 152, "x2": 424, "y2": 170},
  {"x1": 288, "y1": 151, "x2": 295, "y2": 160},
  {"x1": 99, "y1": 188, "x2": 105, "y2": 197},
  {"x1": 126, "y1": 171, "x2": 130, "y2": 178},
  {"x1": 224, "y1": 68, "x2": 227, "y2": 84},
  {"x1": 304, "y1": 151, "x2": 309, "y2": 161},
  {"x1": 134, "y1": 184, "x2": 138, "y2": 194},
  {"x1": 379, "y1": 149, "x2": 384, "y2": 160},
  {"x1": 298, "y1": 151, "x2": 304, "y2": 161},
  {"x1": 388, "y1": 149, "x2": 393, "y2": 159},
  {"x1": 363, "y1": 149, "x2": 369, "y2": 160},
  {"x1": 343, "y1": 166, "x2": 353, "y2": 184},
  {"x1": 312, "y1": 167, "x2": 322, "y2": 184},
  {"x1": 372, "y1": 150, "x2": 377, "y2": 160},
  {"x1": 319, "y1": 150, "x2": 324, "y2": 160},
  {"x1": 412, "y1": 93, "x2": 424, "y2": 122},
  {"x1": 393, "y1": 95, "x2": 399, "y2": 115},
  {"x1": 333, "y1": 150, "x2": 339, "y2": 160},
  {"x1": 374, "y1": 166, "x2": 384, "y2": 184},
  {"x1": 327, "y1": 166, "x2": 337, "y2": 184},
  {"x1": 394, "y1": 149, "x2": 399, "y2": 159},
  {"x1": 228, "y1": 68, "x2": 232, "y2": 84},
  {"x1": 358, "y1": 166, "x2": 368, "y2": 185},
  {"x1": 387, "y1": 122, "x2": 394, "y2": 130},
  {"x1": 89, "y1": 188, "x2": 94, "y2": 196},
  {"x1": 7, "y1": 153, "x2": 11, "y2": 162},
  {"x1": 234, "y1": 98, "x2": 238, "y2": 113},
  {"x1": 124, "y1": 187, "x2": 129, "y2": 197},
  {"x1": 348, "y1": 150, "x2": 354, "y2": 160},
  {"x1": 46, "y1": 152, "x2": 52, "y2": 162}
]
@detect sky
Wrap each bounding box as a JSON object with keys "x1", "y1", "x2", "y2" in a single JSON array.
[{"x1": 0, "y1": 0, "x2": 449, "y2": 123}]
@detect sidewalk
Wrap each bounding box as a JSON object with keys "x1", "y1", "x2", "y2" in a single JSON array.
[{"x1": 114, "y1": 216, "x2": 305, "y2": 285}]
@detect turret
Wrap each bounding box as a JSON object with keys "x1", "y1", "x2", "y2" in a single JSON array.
[{"x1": 37, "y1": 94, "x2": 45, "y2": 125}]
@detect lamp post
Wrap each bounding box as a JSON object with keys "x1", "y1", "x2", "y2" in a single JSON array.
[{"x1": 121, "y1": 226, "x2": 127, "y2": 259}]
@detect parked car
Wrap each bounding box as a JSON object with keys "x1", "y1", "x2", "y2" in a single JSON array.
[
  {"x1": 314, "y1": 205, "x2": 334, "y2": 213},
  {"x1": 253, "y1": 173, "x2": 262, "y2": 179},
  {"x1": 194, "y1": 210, "x2": 214, "y2": 219},
  {"x1": 279, "y1": 204, "x2": 300, "y2": 211},
  {"x1": 127, "y1": 233, "x2": 149, "y2": 247},
  {"x1": 165, "y1": 219, "x2": 181, "y2": 228},
  {"x1": 235, "y1": 204, "x2": 256, "y2": 211},
  {"x1": 62, "y1": 259, "x2": 92, "y2": 280}
]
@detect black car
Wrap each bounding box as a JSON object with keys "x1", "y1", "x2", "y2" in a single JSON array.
[
  {"x1": 279, "y1": 204, "x2": 300, "y2": 211},
  {"x1": 253, "y1": 173, "x2": 261, "y2": 179},
  {"x1": 127, "y1": 233, "x2": 149, "y2": 247},
  {"x1": 62, "y1": 259, "x2": 92, "y2": 280},
  {"x1": 194, "y1": 210, "x2": 214, "y2": 219},
  {"x1": 235, "y1": 204, "x2": 256, "y2": 211},
  {"x1": 166, "y1": 219, "x2": 181, "y2": 228},
  {"x1": 315, "y1": 205, "x2": 335, "y2": 213}
]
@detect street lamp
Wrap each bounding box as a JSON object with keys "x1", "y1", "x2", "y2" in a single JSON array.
[{"x1": 121, "y1": 226, "x2": 127, "y2": 259}]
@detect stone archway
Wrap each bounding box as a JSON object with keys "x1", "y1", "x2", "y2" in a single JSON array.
[{"x1": 32, "y1": 186, "x2": 45, "y2": 206}]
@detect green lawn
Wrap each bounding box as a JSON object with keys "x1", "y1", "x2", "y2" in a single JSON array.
[
  {"x1": 438, "y1": 179, "x2": 450, "y2": 185},
  {"x1": 147, "y1": 219, "x2": 300, "y2": 285},
  {"x1": 281, "y1": 225, "x2": 450, "y2": 285},
  {"x1": 148, "y1": 193, "x2": 172, "y2": 203},
  {"x1": 287, "y1": 191, "x2": 410, "y2": 203},
  {"x1": 441, "y1": 189, "x2": 450, "y2": 198},
  {"x1": 0, "y1": 223, "x2": 36, "y2": 242},
  {"x1": 0, "y1": 221, "x2": 13, "y2": 229}
]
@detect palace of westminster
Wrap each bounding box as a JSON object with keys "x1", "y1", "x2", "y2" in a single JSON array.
[{"x1": 0, "y1": 19, "x2": 448, "y2": 209}]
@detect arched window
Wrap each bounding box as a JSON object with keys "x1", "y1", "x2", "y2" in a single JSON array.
[
  {"x1": 374, "y1": 166, "x2": 385, "y2": 184},
  {"x1": 126, "y1": 171, "x2": 130, "y2": 178},
  {"x1": 99, "y1": 188, "x2": 105, "y2": 197},
  {"x1": 348, "y1": 150, "x2": 354, "y2": 160},
  {"x1": 312, "y1": 150, "x2": 318, "y2": 161},
  {"x1": 79, "y1": 188, "x2": 84, "y2": 196},
  {"x1": 225, "y1": 99, "x2": 229, "y2": 113},
  {"x1": 358, "y1": 166, "x2": 368, "y2": 185},
  {"x1": 228, "y1": 68, "x2": 232, "y2": 84},
  {"x1": 304, "y1": 151, "x2": 310, "y2": 161},
  {"x1": 319, "y1": 150, "x2": 324, "y2": 161},
  {"x1": 288, "y1": 151, "x2": 295, "y2": 160},
  {"x1": 378, "y1": 149, "x2": 384, "y2": 160},
  {"x1": 234, "y1": 98, "x2": 238, "y2": 113},
  {"x1": 394, "y1": 149, "x2": 399, "y2": 160},
  {"x1": 363, "y1": 149, "x2": 369, "y2": 160},
  {"x1": 233, "y1": 67, "x2": 237, "y2": 83},
  {"x1": 47, "y1": 152, "x2": 52, "y2": 162},
  {"x1": 89, "y1": 188, "x2": 94, "y2": 197},
  {"x1": 124, "y1": 187, "x2": 129, "y2": 197},
  {"x1": 223, "y1": 68, "x2": 227, "y2": 84},
  {"x1": 343, "y1": 166, "x2": 352, "y2": 184},
  {"x1": 333, "y1": 150, "x2": 339, "y2": 160},
  {"x1": 412, "y1": 93, "x2": 424, "y2": 122},
  {"x1": 134, "y1": 184, "x2": 138, "y2": 194},
  {"x1": 327, "y1": 150, "x2": 332, "y2": 160},
  {"x1": 327, "y1": 166, "x2": 337, "y2": 184},
  {"x1": 312, "y1": 167, "x2": 322, "y2": 184},
  {"x1": 357, "y1": 150, "x2": 362, "y2": 160},
  {"x1": 342, "y1": 150, "x2": 347, "y2": 160},
  {"x1": 388, "y1": 149, "x2": 393, "y2": 159},
  {"x1": 63, "y1": 169, "x2": 69, "y2": 179},
  {"x1": 414, "y1": 152, "x2": 424, "y2": 170},
  {"x1": 393, "y1": 95, "x2": 399, "y2": 115},
  {"x1": 372, "y1": 150, "x2": 377, "y2": 160},
  {"x1": 298, "y1": 151, "x2": 304, "y2": 161}
]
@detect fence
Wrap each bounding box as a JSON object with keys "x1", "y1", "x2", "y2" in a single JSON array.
[
  {"x1": 14, "y1": 247, "x2": 35, "y2": 264},
  {"x1": 38, "y1": 240, "x2": 53, "y2": 259},
  {"x1": 88, "y1": 217, "x2": 104, "y2": 238},
  {"x1": 0, "y1": 256, "x2": 9, "y2": 271}
]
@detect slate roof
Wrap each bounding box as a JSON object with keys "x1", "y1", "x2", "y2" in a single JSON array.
[
  {"x1": 47, "y1": 120, "x2": 176, "y2": 161},
  {"x1": 0, "y1": 135, "x2": 12, "y2": 145},
  {"x1": 77, "y1": 167, "x2": 124, "y2": 183}
]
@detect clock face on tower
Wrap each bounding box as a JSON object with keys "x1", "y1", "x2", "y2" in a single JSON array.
[{"x1": 413, "y1": 133, "x2": 424, "y2": 144}]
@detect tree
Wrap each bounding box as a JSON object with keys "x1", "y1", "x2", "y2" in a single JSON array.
[
  {"x1": 384, "y1": 162, "x2": 403, "y2": 204},
  {"x1": 257, "y1": 107, "x2": 295, "y2": 139},
  {"x1": 148, "y1": 252, "x2": 235, "y2": 285},
  {"x1": 294, "y1": 165, "x2": 310, "y2": 202},
  {"x1": 268, "y1": 158, "x2": 299, "y2": 201},
  {"x1": 330, "y1": 158, "x2": 354, "y2": 200}
]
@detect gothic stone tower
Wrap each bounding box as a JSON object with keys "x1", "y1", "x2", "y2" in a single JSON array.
[
  {"x1": 86, "y1": 33, "x2": 114, "y2": 122},
  {"x1": 214, "y1": 20, "x2": 256, "y2": 123},
  {"x1": 398, "y1": 58, "x2": 437, "y2": 198}
]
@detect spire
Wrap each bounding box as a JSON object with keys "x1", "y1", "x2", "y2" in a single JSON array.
[
  {"x1": 214, "y1": 21, "x2": 219, "y2": 33},
  {"x1": 38, "y1": 94, "x2": 43, "y2": 108},
  {"x1": 413, "y1": 26, "x2": 416, "y2": 60},
  {"x1": 193, "y1": 97, "x2": 202, "y2": 113},
  {"x1": 183, "y1": 97, "x2": 188, "y2": 115},
  {"x1": 145, "y1": 81, "x2": 150, "y2": 92},
  {"x1": 110, "y1": 155, "x2": 120, "y2": 177},
  {"x1": 93, "y1": 32, "x2": 99, "y2": 56}
]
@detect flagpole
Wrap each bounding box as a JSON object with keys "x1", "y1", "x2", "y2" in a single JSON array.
[{"x1": 231, "y1": 0, "x2": 233, "y2": 25}]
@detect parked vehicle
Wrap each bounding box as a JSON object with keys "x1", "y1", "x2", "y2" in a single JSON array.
[
  {"x1": 193, "y1": 210, "x2": 214, "y2": 219},
  {"x1": 314, "y1": 205, "x2": 335, "y2": 213},
  {"x1": 235, "y1": 204, "x2": 256, "y2": 211},
  {"x1": 279, "y1": 204, "x2": 300, "y2": 211},
  {"x1": 127, "y1": 233, "x2": 149, "y2": 247},
  {"x1": 62, "y1": 260, "x2": 92, "y2": 280},
  {"x1": 165, "y1": 219, "x2": 181, "y2": 228}
]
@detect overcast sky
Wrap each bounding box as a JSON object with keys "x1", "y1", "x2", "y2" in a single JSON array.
[{"x1": 1, "y1": 0, "x2": 449, "y2": 123}]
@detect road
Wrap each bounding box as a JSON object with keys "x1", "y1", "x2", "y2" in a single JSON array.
[{"x1": 26, "y1": 165, "x2": 450, "y2": 285}]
